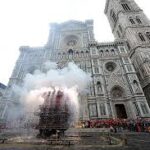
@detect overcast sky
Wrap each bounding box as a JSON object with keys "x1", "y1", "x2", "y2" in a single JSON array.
[{"x1": 0, "y1": 0, "x2": 149, "y2": 85}]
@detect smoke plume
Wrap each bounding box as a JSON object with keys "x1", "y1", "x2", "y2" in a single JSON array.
[{"x1": 9, "y1": 61, "x2": 91, "y2": 128}]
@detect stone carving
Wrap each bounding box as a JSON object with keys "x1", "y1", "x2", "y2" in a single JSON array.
[{"x1": 111, "y1": 86, "x2": 124, "y2": 98}]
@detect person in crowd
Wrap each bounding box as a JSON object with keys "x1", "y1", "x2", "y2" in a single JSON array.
[{"x1": 81, "y1": 118, "x2": 150, "y2": 133}]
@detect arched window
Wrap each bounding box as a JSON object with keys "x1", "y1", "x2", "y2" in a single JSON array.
[
  {"x1": 99, "y1": 50, "x2": 103, "y2": 56},
  {"x1": 138, "y1": 33, "x2": 146, "y2": 41},
  {"x1": 111, "y1": 49, "x2": 115, "y2": 55},
  {"x1": 100, "y1": 50, "x2": 103, "y2": 54},
  {"x1": 146, "y1": 32, "x2": 150, "y2": 40},
  {"x1": 68, "y1": 49, "x2": 73, "y2": 54},
  {"x1": 118, "y1": 25, "x2": 123, "y2": 33},
  {"x1": 136, "y1": 17, "x2": 142, "y2": 24},
  {"x1": 129, "y1": 18, "x2": 135, "y2": 24},
  {"x1": 106, "y1": 49, "x2": 109, "y2": 55}
]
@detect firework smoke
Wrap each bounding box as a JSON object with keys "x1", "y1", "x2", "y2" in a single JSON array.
[{"x1": 9, "y1": 61, "x2": 91, "y2": 129}]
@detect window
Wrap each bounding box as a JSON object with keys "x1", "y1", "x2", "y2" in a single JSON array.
[
  {"x1": 119, "y1": 47, "x2": 126, "y2": 53},
  {"x1": 93, "y1": 59, "x2": 98, "y2": 66},
  {"x1": 86, "y1": 60, "x2": 91, "y2": 67},
  {"x1": 94, "y1": 67, "x2": 99, "y2": 73},
  {"x1": 111, "y1": 49, "x2": 115, "y2": 55},
  {"x1": 133, "y1": 102, "x2": 140, "y2": 115},
  {"x1": 100, "y1": 103, "x2": 106, "y2": 116},
  {"x1": 86, "y1": 67, "x2": 91, "y2": 73},
  {"x1": 138, "y1": 33, "x2": 146, "y2": 42},
  {"x1": 107, "y1": 103, "x2": 112, "y2": 116},
  {"x1": 129, "y1": 18, "x2": 135, "y2": 24},
  {"x1": 122, "y1": 57, "x2": 130, "y2": 64},
  {"x1": 110, "y1": 10, "x2": 117, "y2": 23},
  {"x1": 136, "y1": 17, "x2": 142, "y2": 24},
  {"x1": 100, "y1": 50, "x2": 104, "y2": 56},
  {"x1": 68, "y1": 49, "x2": 73, "y2": 54},
  {"x1": 140, "y1": 102, "x2": 149, "y2": 114},
  {"x1": 146, "y1": 32, "x2": 150, "y2": 40},
  {"x1": 92, "y1": 49, "x2": 96, "y2": 55},
  {"x1": 89, "y1": 104, "x2": 98, "y2": 117},
  {"x1": 117, "y1": 31, "x2": 121, "y2": 38},
  {"x1": 105, "y1": 62, "x2": 116, "y2": 72},
  {"x1": 112, "y1": 12, "x2": 117, "y2": 22},
  {"x1": 127, "y1": 42, "x2": 131, "y2": 50},
  {"x1": 111, "y1": 49, "x2": 115, "y2": 53},
  {"x1": 126, "y1": 65, "x2": 133, "y2": 72},
  {"x1": 133, "y1": 80, "x2": 140, "y2": 92},
  {"x1": 121, "y1": 3, "x2": 131, "y2": 11},
  {"x1": 118, "y1": 25, "x2": 123, "y2": 33},
  {"x1": 106, "y1": 49, "x2": 109, "y2": 54}
]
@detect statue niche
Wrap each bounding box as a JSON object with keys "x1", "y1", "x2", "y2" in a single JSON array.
[{"x1": 96, "y1": 81, "x2": 102, "y2": 94}]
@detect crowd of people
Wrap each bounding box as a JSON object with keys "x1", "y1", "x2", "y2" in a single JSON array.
[
  {"x1": 1, "y1": 117, "x2": 150, "y2": 133},
  {"x1": 80, "y1": 118, "x2": 150, "y2": 133}
]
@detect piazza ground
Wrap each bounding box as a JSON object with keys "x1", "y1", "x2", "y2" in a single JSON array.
[{"x1": 0, "y1": 128, "x2": 150, "y2": 150}]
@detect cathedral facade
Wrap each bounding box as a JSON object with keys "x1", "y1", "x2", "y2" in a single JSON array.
[{"x1": 1, "y1": 0, "x2": 150, "y2": 121}]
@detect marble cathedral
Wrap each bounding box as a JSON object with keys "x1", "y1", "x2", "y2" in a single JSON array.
[{"x1": 1, "y1": 0, "x2": 150, "y2": 122}]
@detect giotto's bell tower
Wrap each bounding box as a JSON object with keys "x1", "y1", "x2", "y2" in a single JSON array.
[{"x1": 105, "y1": 0, "x2": 150, "y2": 105}]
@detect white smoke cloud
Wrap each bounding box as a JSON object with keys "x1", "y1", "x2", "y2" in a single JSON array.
[
  {"x1": 23, "y1": 62, "x2": 91, "y2": 91},
  {"x1": 10, "y1": 61, "x2": 91, "y2": 129}
]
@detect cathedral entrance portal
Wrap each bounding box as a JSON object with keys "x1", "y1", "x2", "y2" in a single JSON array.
[{"x1": 115, "y1": 104, "x2": 127, "y2": 119}]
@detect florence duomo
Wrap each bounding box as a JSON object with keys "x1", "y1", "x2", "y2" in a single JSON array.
[{"x1": 1, "y1": 0, "x2": 150, "y2": 123}]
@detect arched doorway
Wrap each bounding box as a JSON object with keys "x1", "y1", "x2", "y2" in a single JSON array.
[{"x1": 115, "y1": 104, "x2": 127, "y2": 119}]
